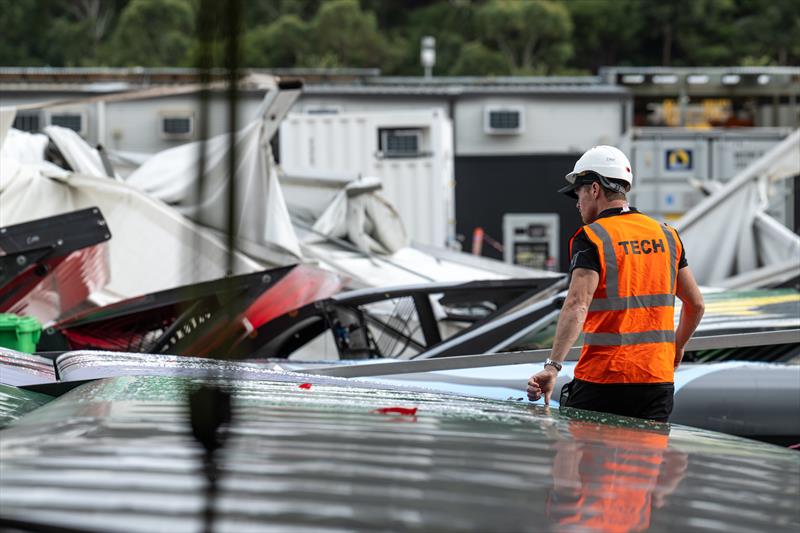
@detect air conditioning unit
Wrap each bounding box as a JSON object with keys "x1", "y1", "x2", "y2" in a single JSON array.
[
  {"x1": 484, "y1": 106, "x2": 524, "y2": 135},
  {"x1": 159, "y1": 110, "x2": 194, "y2": 140},
  {"x1": 378, "y1": 127, "x2": 425, "y2": 158}
]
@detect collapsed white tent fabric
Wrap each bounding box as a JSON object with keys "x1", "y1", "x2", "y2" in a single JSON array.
[
  {"x1": 0, "y1": 128, "x2": 49, "y2": 166},
  {"x1": 281, "y1": 171, "x2": 554, "y2": 288},
  {"x1": 285, "y1": 174, "x2": 408, "y2": 255},
  {"x1": 126, "y1": 119, "x2": 301, "y2": 265},
  {"x1": 675, "y1": 129, "x2": 800, "y2": 286},
  {"x1": 44, "y1": 125, "x2": 118, "y2": 180},
  {"x1": 0, "y1": 145, "x2": 263, "y2": 303},
  {"x1": 0, "y1": 107, "x2": 16, "y2": 149}
]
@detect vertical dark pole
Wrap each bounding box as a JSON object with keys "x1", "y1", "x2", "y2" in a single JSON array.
[
  {"x1": 194, "y1": 0, "x2": 213, "y2": 285},
  {"x1": 190, "y1": 3, "x2": 236, "y2": 533},
  {"x1": 225, "y1": 0, "x2": 241, "y2": 277}
]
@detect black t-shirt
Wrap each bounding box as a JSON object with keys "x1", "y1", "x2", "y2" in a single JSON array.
[{"x1": 569, "y1": 207, "x2": 688, "y2": 274}]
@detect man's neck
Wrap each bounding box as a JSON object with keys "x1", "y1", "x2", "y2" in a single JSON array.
[{"x1": 596, "y1": 199, "x2": 628, "y2": 213}]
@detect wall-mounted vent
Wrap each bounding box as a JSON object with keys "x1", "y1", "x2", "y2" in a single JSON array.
[
  {"x1": 159, "y1": 111, "x2": 194, "y2": 140},
  {"x1": 12, "y1": 112, "x2": 41, "y2": 133},
  {"x1": 378, "y1": 128, "x2": 425, "y2": 158},
  {"x1": 484, "y1": 107, "x2": 524, "y2": 135},
  {"x1": 305, "y1": 106, "x2": 342, "y2": 115},
  {"x1": 49, "y1": 112, "x2": 86, "y2": 134}
]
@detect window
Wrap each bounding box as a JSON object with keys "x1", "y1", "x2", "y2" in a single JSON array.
[
  {"x1": 49, "y1": 113, "x2": 83, "y2": 133},
  {"x1": 378, "y1": 128, "x2": 423, "y2": 158},
  {"x1": 12, "y1": 113, "x2": 40, "y2": 133},
  {"x1": 159, "y1": 112, "x2": 194, "y2": 140},
  {"x1": 162, "y1": 117, "x2": 192, "y2": 135},
  {"x1": 484, "y1": 106, "x2": 525, "y2": 135}
]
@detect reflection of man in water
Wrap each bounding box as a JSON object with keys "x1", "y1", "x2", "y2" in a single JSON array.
[{"x1": 546, "y1": 420, "x2": 687, "y2": 532}]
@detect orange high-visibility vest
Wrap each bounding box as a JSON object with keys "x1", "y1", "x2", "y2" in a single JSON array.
[{"x1": 570, "y1": 213, "x2": 682, "y2": 384}]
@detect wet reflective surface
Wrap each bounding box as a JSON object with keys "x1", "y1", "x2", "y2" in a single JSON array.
[
  {"x1": 1, "y1": 376, "x2": 798, "y2": 532},
  {"x1": 0, "y1": 384, "x2": 52, "y2": 427}
]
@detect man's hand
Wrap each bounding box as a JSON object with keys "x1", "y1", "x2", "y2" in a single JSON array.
[
  {"x1": 674, "y1": 346, "x2": 685, "y2": 369},
  {"x1": 527, "y1": 366, "x2": 559, "y2": 404}
]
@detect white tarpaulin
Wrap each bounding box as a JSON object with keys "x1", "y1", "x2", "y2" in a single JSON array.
[
  {"x1": 282, "y1": 173, "x2": 408, "y2": 255},
  {"x1": 45, "y1": 125, "x2": 117, "y2": 180},
  {"x1": 0, "y1": 107, "x2": 16, "y2": 149},
  {"x1": 0, "y1": 151, "x2": 263, "y2": 302},
  {"x1": 0, "y1": 128, "x2": 49, "y2": 166},
  {"x1": 125, "y1": 89, "x2": 303, "y2": 265},
  {"x1": 675, "y1": 129, "x2": 800, "y2": 286},
  {"x1": 281, "y1": 171, "x2": 553, "y2": 288}
]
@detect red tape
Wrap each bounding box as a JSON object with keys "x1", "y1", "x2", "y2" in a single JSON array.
[
  {"x1": 298, "y1": 383, "x2": 312, "y2": 390},
  {"x1": 372, "y1": 407, "x2": 418, "y2": 416}
]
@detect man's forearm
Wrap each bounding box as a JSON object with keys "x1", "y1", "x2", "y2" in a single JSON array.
[
  {"x1": 675, "y1": 304, "x2": 704, "y2": 350},
  {"x1": 550, "y1": 302, "x2": 588, "y2": 362}
]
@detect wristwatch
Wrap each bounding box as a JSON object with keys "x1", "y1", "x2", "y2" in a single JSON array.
[{"x1": 544, "y1": 358, "x2": 562, "y2": 372}]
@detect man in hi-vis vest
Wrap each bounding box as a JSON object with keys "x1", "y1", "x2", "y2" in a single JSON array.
[{"x1": 527, "y1": 146, "x2": 705, "y2": 422}]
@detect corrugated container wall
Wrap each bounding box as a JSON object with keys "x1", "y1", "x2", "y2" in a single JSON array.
[
  {"x1": 279, "y1": 110, "x2": 455, "y2": 248},
  {"x1": 630, "y1": 128, "x2": 792, "y2": 222}
]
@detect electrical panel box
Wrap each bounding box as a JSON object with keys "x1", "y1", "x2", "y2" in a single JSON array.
[{"x1": 503, "y1": 213, "x2": 559, "y2": 271}]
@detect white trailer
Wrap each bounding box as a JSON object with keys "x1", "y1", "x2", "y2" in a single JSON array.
[{"x1": 278, "y1": 109, "x2": 455, "y2": 248}]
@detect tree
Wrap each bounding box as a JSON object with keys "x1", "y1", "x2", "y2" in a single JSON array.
[
  {"x1": 565, "y1": 0, "x2": 643, "y2": 72},
  {"x1": 733, "y1": 0, "x2": 800, "y2": 65},
  {"x1": 386, "y1": 0, "x2": 480, "y2": 75},
  {"x1": 450, "y1": 41, "x2": 513, "y2": 76},
  {"x1": 242, "y1": 0, "x2": 321, "y2": 30},
  {"x1": 476, "y1": 0, "x2": 573, "y2": 74},
  {"x1": 242, "y1": 15, "x2": 311, "y2": 68},
  {"x1": 310, "y1": 0, "x2": 387, "y2": 67},
  {"x1": 103, "y1": 0, "x2": 195, "y2": 66}
]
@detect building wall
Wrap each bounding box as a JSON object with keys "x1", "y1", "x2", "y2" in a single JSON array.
[
  {"x1": 3, "y1": 90, "x2": 270, "y2": 154},
  {"x1": 453, "y1": 96, "x2": 627, "y2": 156}
]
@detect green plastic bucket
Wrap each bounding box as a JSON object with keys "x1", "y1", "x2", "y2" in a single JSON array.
[{"x1": 0, "y1": 314, "x2": 42, "y2": 353}]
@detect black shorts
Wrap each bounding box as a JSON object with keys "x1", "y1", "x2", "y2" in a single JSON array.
[{"x1": 561, "y1": 378, "x2": 674, "y2": 423}]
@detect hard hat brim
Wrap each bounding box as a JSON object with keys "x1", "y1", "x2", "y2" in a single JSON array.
[{"x1": 558, "y1": 182, "x2": 580, "y2": 199}]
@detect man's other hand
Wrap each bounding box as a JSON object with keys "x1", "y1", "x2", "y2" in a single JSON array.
[
  {"x1": 674, "y1": 346, "x2": 685, "y2": 369},
  {"x1": 527, "y1": 367, "x2": 558, "y2": 404}
]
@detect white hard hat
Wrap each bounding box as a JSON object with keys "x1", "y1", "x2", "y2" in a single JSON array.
[{"x1": 558, "y1": 145, "x2": 633, "y2": 198}]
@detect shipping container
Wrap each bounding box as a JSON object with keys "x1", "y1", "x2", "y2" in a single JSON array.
[
  {"x1": 279, "y1": 109, "x2": 455, "y2": 248},
  {"x1": 630, "y1": 128, "x2": 792, "y2": 221}
]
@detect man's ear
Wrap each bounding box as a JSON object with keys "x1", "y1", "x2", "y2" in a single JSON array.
[{"x1": 591, "y1": 182, "x2": 601, "y2": 198}]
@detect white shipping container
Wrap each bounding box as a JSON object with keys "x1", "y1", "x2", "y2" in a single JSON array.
[
  {"x1": 279, "y1": 109, "x2": 455, "y2": 247},
  {"x1": 710, "y1": 131, "x2": 791, "y2": 181},
  {"x1": 630, "y1": 128, "x2": 792, "y2": 222}
]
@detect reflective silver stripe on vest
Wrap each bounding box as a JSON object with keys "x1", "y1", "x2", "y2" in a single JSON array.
[
  {"x1": 660, "y1": 224, "x2": 678, "y2": 293},
  {"x1": 587, "y1": 222, "x2": 618, "y2": 298},
  {"x1": 588, "y1": 293, "x2": 675, "y2": 312},
  {"x1": 583, "y1": 330, "x2": 676, "y2": 346}
]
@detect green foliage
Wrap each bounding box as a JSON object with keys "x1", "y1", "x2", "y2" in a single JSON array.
[
  {"x1": 242, "y1": 15, "x2": 311, "y2": 68},
  {"x1": 2, "y1": 0, "x2": 798, "y2": 72},
  {"x1": 733, "y1": 0, "x2": 800, "y2": 65},
  {"x1": 476, "y1": 0, "x2": 573, "y2": 74},
  {"x1": 450, "y1": 41, "x2": 513, "y2": 76},
  {"x1": 391, "y1": 0, "x2": 480, "y2": 75},
  {"x1": 309, "y1": 0, "x2": 387, "y2": 67},
  {"x1": 565, "y1": 0, "x2": 643, "y2": 71},
  {"x1": 103, "y1": 0, "x2": 195, "y2": 66}
]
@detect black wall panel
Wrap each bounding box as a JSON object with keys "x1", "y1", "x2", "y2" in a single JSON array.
[{"x1": 454, "y1": 154, "x2": 583, "y2": 273}]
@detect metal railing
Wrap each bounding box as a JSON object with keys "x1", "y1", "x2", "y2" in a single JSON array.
[{"x1": 306, "y1": 329, "x2": 800, "y2": 378}]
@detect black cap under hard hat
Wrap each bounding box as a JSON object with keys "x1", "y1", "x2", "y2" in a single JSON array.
[{"x1": 557, "y1": 172, "x2": 628, "y2": 199}]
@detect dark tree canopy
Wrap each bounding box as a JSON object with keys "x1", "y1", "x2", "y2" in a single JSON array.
[{"x1": 1, "y1": 0, "x2": 797, "y2": 73}]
